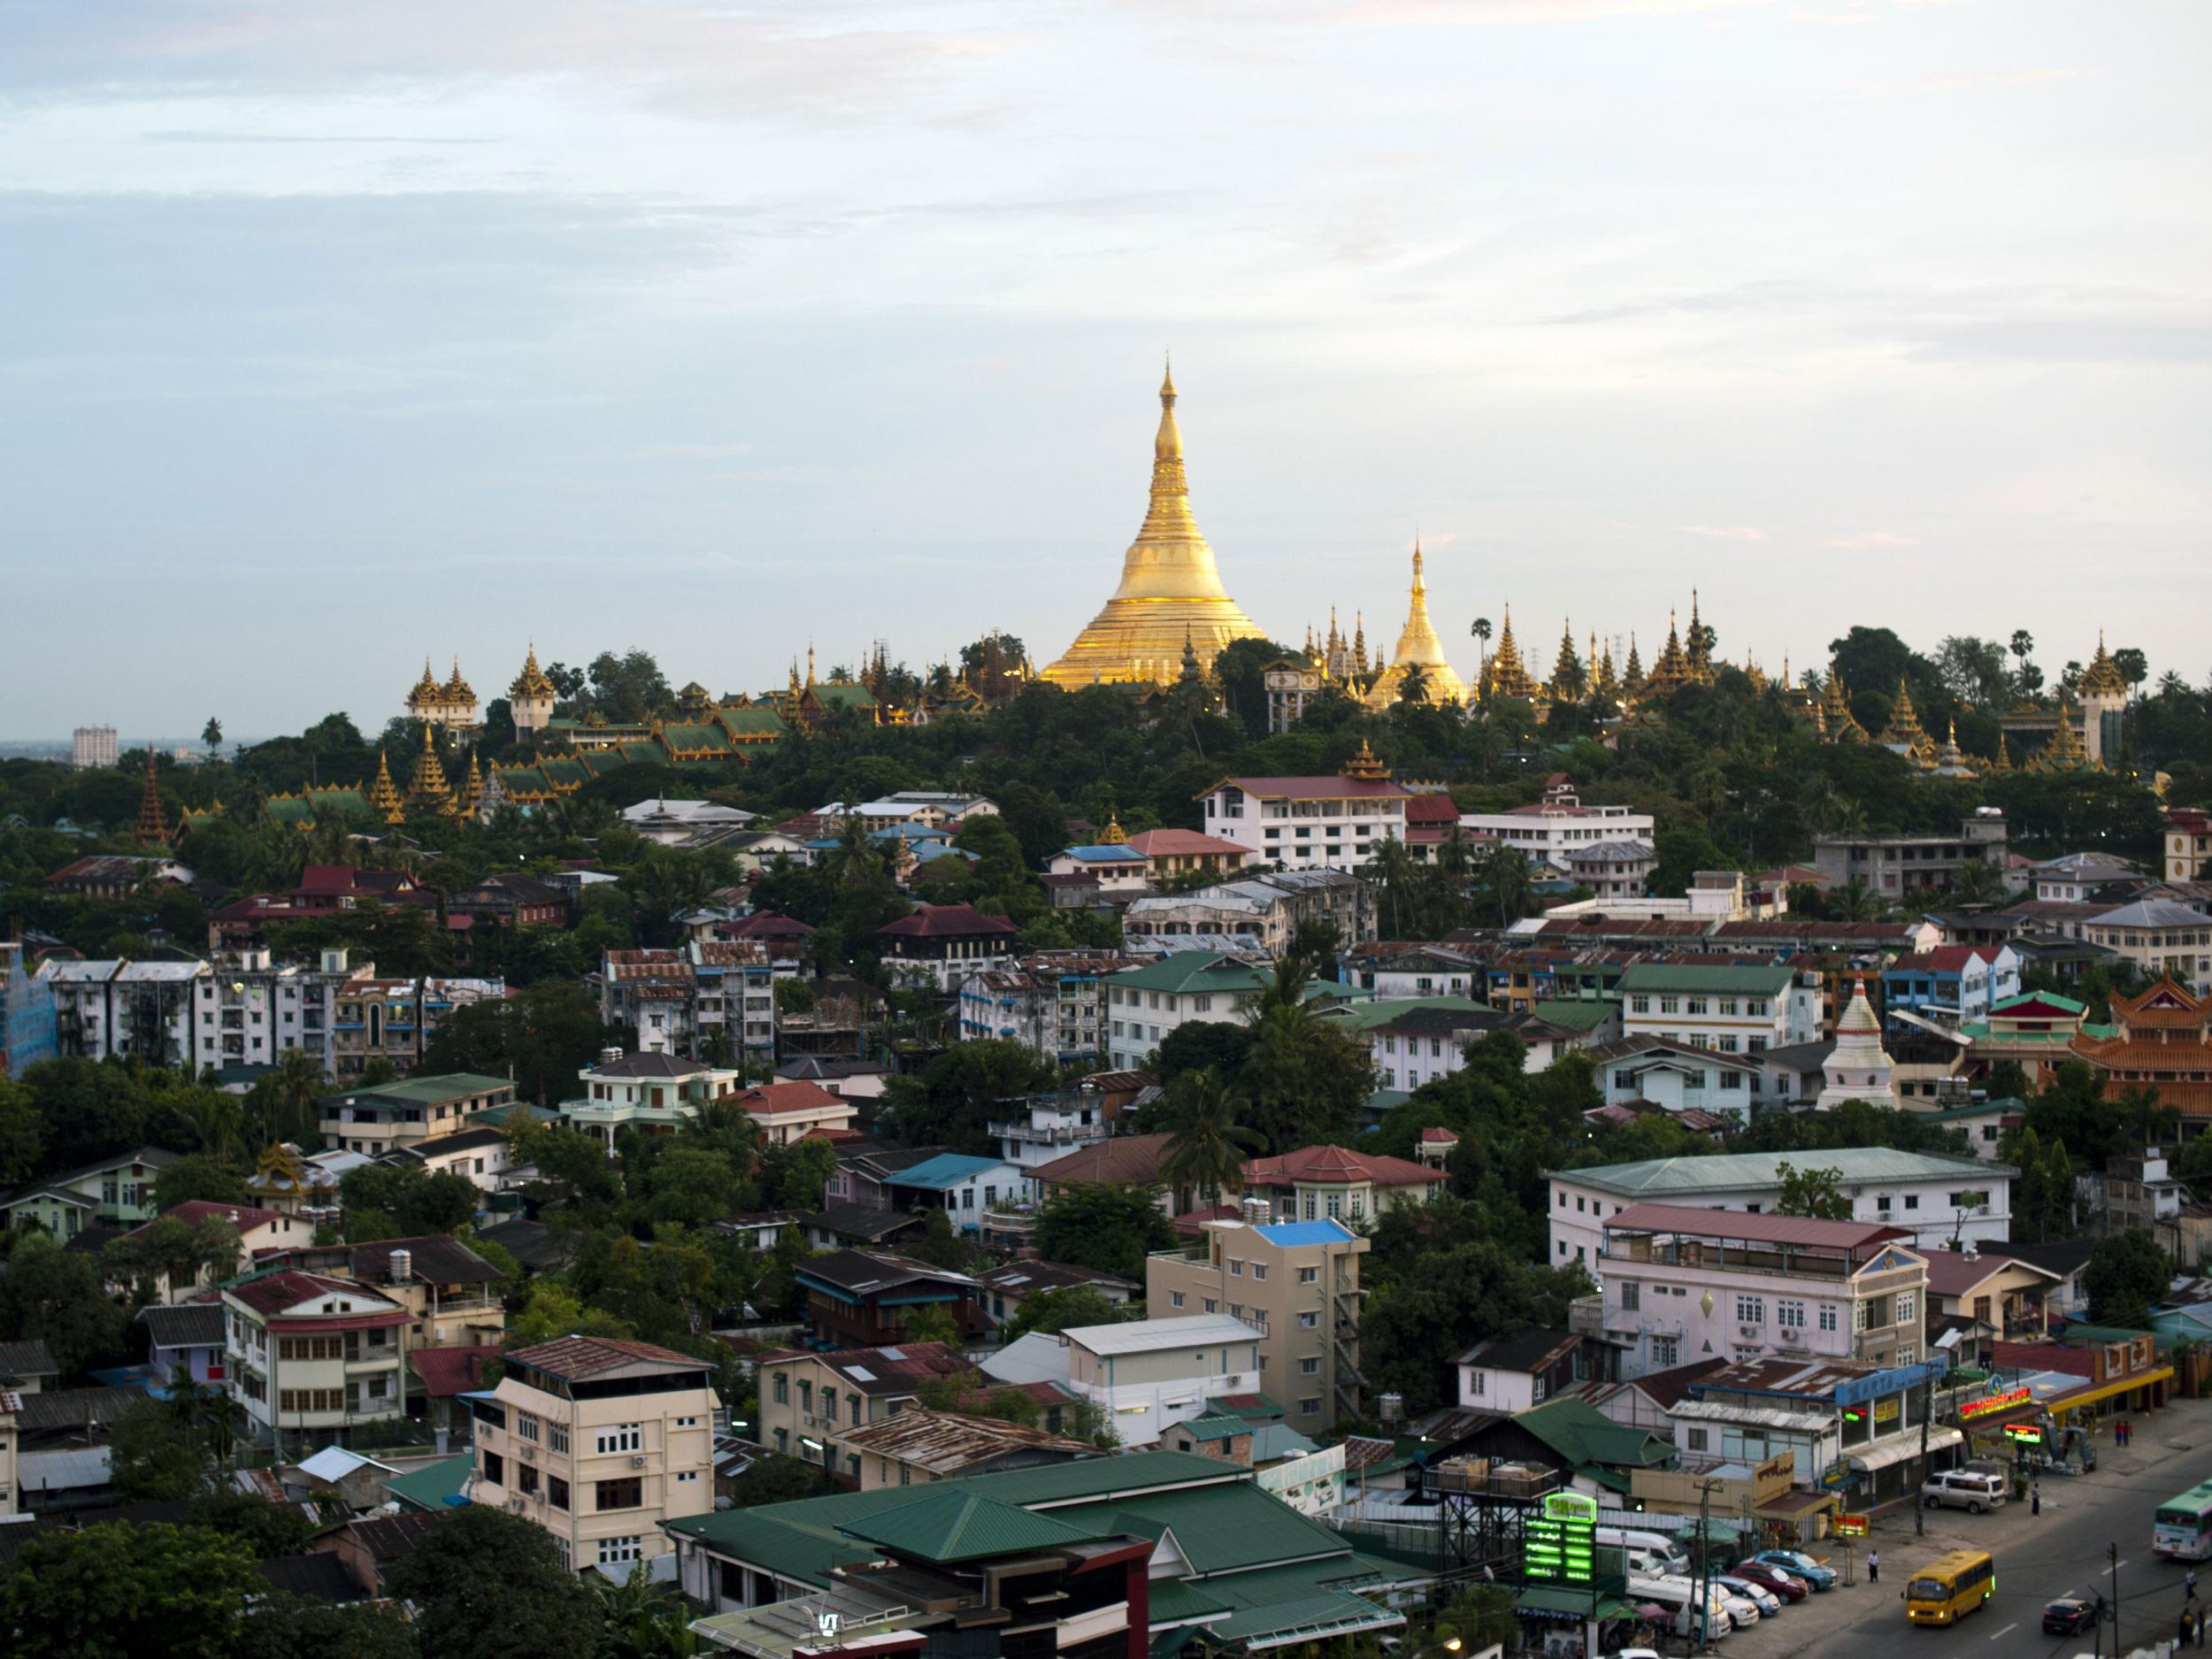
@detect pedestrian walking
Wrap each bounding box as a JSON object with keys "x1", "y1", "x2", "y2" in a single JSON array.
[
  {"x1": 2197, "y1": 1604, "x2": 2207, "y2": 1647},
  {"x1": 2032, "y1": 1482, "x2": 2041, "y2": 1516},
  {"x1": 2185, "y1": 1607, "x2": 2196, "y2": 1648},
  {"x1": 2187, "y1": 1568, "x2": 2198, "y2": 1599},
  {"x1": 1868, "y1": 1549, "x2": 1879, "y2": 1585}
]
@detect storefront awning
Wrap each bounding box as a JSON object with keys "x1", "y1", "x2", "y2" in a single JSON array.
[
  {"x1": 1849, "y1": 1427, "x2": 1962, "y2": 1473},
  {"x1": 1517, "y1": 1588, "x2": 1635, "y2": 1622},
  {"x1": 2049, "y1": 1367, "x2": 2174, "y2": 1414}
]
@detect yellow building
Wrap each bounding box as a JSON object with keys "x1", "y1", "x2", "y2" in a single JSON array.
[{"x1": 1041, "y1": 364, "x2": 1266, "y2": 687}]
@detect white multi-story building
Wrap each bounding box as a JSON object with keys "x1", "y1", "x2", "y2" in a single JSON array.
[
  {"x1": 1595, "y1": 1205, "x2": 1930, "y2": 1380},
  {"x1": 467, "y1": 1335, "x2": 719, "y2": 1574},
  {"x1": 1546, "y1": 1148, "x2": 2015, "y2": 1271},
  {"x1": 40, "y1": 947, "x2": 372, "y2": 1074},
  {"x1": 1199, "y1": 761, "x2": 1411, "y2": 873},
  {"x1": 559, "y1": 1049, "x2": 744, "y2": 1145},
  {"x1": 1460, "y1": 789, "x2": 1655, "y2": 875},
  {"x1": 1614, "y1": 963, "x2": 1819, "y2": 1055},
  {"x1": 987, "y1": 1087, "x2": 1118, "y2": 1172},
  {"x1": 956, "y1": 951, "x2": 1141, "y2": 1064},
  {"x1": 224, "y1": 1270, "x2": 410, "y2": 1451},
  {"x1": 70, "y1": 726, "x2": 120, "y2": 770},
  {"x1": 1101, "y1": 951, "x2": 1277, "y2": 1071}
]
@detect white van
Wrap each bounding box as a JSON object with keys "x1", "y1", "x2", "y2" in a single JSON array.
[
  {"x1": 1923, "y1": 1470, "x2": 2009, "y2": 1513},
  {"x1": 1601, "y1": 1529, "x2": 1692, "y2": 1575},
  {"x1": 1630, "y1": 1577, "x2": 1732, "y2": 1640}
]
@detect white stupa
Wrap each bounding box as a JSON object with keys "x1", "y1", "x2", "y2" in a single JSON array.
[{"x1": 1815, "y1": 975, "x2": 1897, "y2": 1110}]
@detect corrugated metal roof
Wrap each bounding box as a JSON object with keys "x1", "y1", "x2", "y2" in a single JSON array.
[
  {"x1": 1065, "y1": 1312, "x2": 1263, "y2": 1356},
  {"x1": 836, "y1": 1490, "x2": 1103, "y2": 1563},
  {"x1": 1604, "y1": 1202, "x2": 1913, "y2": 1249},
  {"x1": 1556, "y1": 1147, "x2": 2008, "y2": 1197}
]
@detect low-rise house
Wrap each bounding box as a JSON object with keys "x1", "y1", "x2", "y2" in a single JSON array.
[
  {"x1": 1046, "y1": 840, "x2": 1151, "y2": 896},
  {"x1": 822, "y1": 1144, "x2": 953, "y2": 1212},
  {"x1": 1992, "y1": 1329, "x2": 2176, "y2": 1424},
  {"x1": 0, "y1": 1147, "x2": 179, "y2": 1237},
  {"x1": 317, "y1": 1073, "x2": 517, "y2": 1157},
  {"x1": 1615, "y1": 962, "x2": 1820, "y2": 1053},
  {"x1": 380, "y1": 1123, "x2": 515, "y2": 1195},
  {"x1": 1239, "y1": 1145, "x2": 1444, "y2": 1225},
  {"x1": 988, "y1": 1087, "x2": 1120, "y2": 1173},
  {"x1": 873, "y1": 903, "x2": 1021, "y2": 993},
  {"x1": 466, "y1": 1335, "x2": 719, "y2": 1574},
  {"x1": 1144, "y1": 1218, "x2": 1369, "y2": 1432},
  {"x1": 726, "y1": 1079, "x2": 859, "y2": 1147},
  {"x1": 841, "y1": 1409, "x2": 1097, "y2": 1489},
  {"x1": 1030, "y1": 1132, "x2": 1179, "y2": 1213},
  {"x1": 1920, "y1": 1246, "x2": 2060, "y2": 1342},
  {"x1": 1455, "y1": 1329, "x2": 1624, "y2": 1414},
  {"x1": 977, "y1": 1259, "x2": 1139, "y2": 1329},
  {"x1": 774, "y1": 1054, "x2": 892, "y2": 1101},
  {"x1": 2079, "y1": 902, "x2": 2212, "y2": 994},
  {"x1": 1121, "y1": 869, "x2": 1376, "y2": 959},
  {"x1": 559, "y1": 1049, "x2": 742, "y2": 1146},
  {"x1": 1588, "y1": 1035, "x2": 1764, "y2": 1122},
  {"x1": 115, "y1": 1200, "x2": 302, "y2": 1302},
  {"x1": 446, "y1": 872, "x2": 572, "y2": 931},
  {"x1": 1548, "y1": 1148, "x2": 2014, "y2": 1270},
  {"x1": 225, "y1": 1271, "x2": 411, "y2": 1451},
  {"x1": 1668, "y1": 1356, "x2": 1957, "y2": 1506},
  {"x1": 794, "y1": 1250, "x2": 982, "y2": 1350},
  {"x1": 1881, "y1": 945, "x2": 2022, "y2": 1033},
  {"x1": 1059, "y1": 1312, "x2": 1263, "y2": 1446},
  {"x1": 755, "y1": 1341, "x2": 970, "y2": 1475},
  {"x1": 884, "y1": 1153, "x2": 1033, "y2": 1233},
  {"x1": 1100, "y1": 951, "x2": 1273, "y2": 1071},
  {"x1": 1344, "y1": 943, "x2": 1481, "y2": 999},
  {"x1": 0, "y1": 1340, "x2": 58, "y2": 1395},
  {"x1": 345, "y1": 1236, "x2": 506, "y2": 1351},
  {"x1": 1596, "y1": 1205, "x2": 1931, "y2": 1379}
]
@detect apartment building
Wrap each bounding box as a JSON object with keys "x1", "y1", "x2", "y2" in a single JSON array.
[
  {"x1": 2168, "y1": 808, "x2": 2212, "y2": 883},
  {"x1": 1614, "y1": 962, "x2": 1820, "y2": 1054},
  {"x1": 343, "y1": 1237, "x2": 506, "y2": 1351},
  {"x1": 956, "y1": 950, "x2": 1140, "y2": 1064},
  {"x1": 71, "y1": 725, "x2": 119, "y2": 770},
  {"x1": 558, "y1": 1049, "x2": 742, "y2": 1145},
  {"x1": 1122, "y1": 869, "x2": 1375, "y2": 960},
  {"x1": 988, "y1": 1087, "x2": 1118, "y2": 1173},
  {"x1": 1595, "y1": 1205, "x2": 1930, "y2": 1380},
  {"x1": 598, "y1": 941, "x2": 778, "y2": 1056},
  {"x1": 330, "y1": 973, "x2": 505, "y2": 1079},
  {"x1": 1145, "y1": 1217, "x2": 1370, "y2": 1432},
  {"x1": 1198, "y1": 761, "x2": 1412, "y2": 873},
  {"x1": 755, "y1": 1340, "x2": 970, "y2": 1479},
  {"x1": 1667, "y1": 1356, "x2": 1958, "y2": 1504},
  {"x1": 2079, "y1": 900, "x2": 2212, "y2": 995},
  {"x1": 1458, "y1": 796, "x2": 1656, "y2": 875},
  {"x1": 1812, "y1": 809, "x2": 2009, "y2": 897},
  {"x1": 1101, "y1": 951, "x2": 1273, "y2": 1071},
  {"x1": 224, "y1": 1271, "x2": 410, "y2": 1451},
  {"x1": 466, "y1": 1335, "x2": 719, "y2": 1574},
  {"x1": 318, "y1": 1071, "x2": 518, "y2": 1156},
  {"x1": 1548, "y1": 1148, "x2": 2013, "y2": 1268}
]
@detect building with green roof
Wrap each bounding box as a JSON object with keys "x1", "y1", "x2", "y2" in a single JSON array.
[{"x1": 669, "y1": 1449, "x2": 1418, "y2": 1654}]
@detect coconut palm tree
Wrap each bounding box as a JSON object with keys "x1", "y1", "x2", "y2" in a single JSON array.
[
  {"x1": 265, "y1": 1048, "x2": 329, "y2": 1148},
  {"x1": 1159, "y1": 1069, "x2": 1264, "y2": 1213},
  {"x1": 1470, "y1": 618, "x2": 1493, "y2": 687}
]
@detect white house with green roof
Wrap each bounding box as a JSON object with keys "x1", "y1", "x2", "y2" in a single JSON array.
[
  {"x1": 316, "y1": 1071, "x2": 518, "y2": 1156},
  {"x1": 1614, "y1": 962, "x2": 1820, "y2": 1056},
  {"x1": 1102, "y1": 953, "x2": 1299, "y2": 1071},
  {"x1": 1546, "y1": 1147, "x2": 2014, "y2": 1271}
]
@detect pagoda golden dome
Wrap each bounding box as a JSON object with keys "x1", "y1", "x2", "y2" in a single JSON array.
[
  {"x1": 511, "y1": 642, "x2": 556, "y2": 701},
  {"x1": 1041, "y1": 362, "x2": 1266, "y2": 688},
  {"x1": 442, "y1": 658, "x2": 475, "y2": 705},
  {"x1": 406, "y1": 659, "x2": 443, "y2": 709},
  {"x1": 2079, "y1": 632, "x2": 2126, "y2": 698},
  {"x1": 1364, "y1": 541, "x2": 1470, "y2": 710},
  {"x1": 1483, "y1": 605, "x2": 1541, "y2": 703}
]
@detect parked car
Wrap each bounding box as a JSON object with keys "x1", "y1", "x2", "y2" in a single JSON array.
[
  {"x1": 1727, "y1": 1562, "x2": 1808, "y2": 1603},
  {"x1": 2044, "y1": 1598, "x2": 2096, "y2": 1635},
  {"x1": 1924, "y1": 1470, "x2": 2008, "y2": 1513},
  {"x1": 1751, "y1": 1550, "x2": 1836, "y2": 1590},
  {"x1": 1716, "y1": 1576, "x2": 1781, "y2": 1618},
  {"x1": 1716, "y1": 1587, "x2": 1762, "y2": 1628}
]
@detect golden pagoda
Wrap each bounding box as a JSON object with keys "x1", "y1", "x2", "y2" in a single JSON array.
[
  {"x1": 407, "y1": 725, "x2": 457, "y2": 813},
  {"x1": 134, "y1": 751, "x2": 170, "y2": 845},
  {"x1": 368, "y1": 748, "x2": 406, "y2": 825},
  {"x1": 1931, "y1": 719, "x2": 1978, "y2": 780},
  {"x1": 1991, "y1": 732, "x2": 2013, "y2": 773},
  {"x1": 442, "y1": 657, "x2": 475, "y2": 709},
  {"x1": 1340, "y1": 737, "x2": 1390, "y2": 781},
  {"x1": 1100, "y1": 811, "x2": 1127, "y2": 845},
  {"x1": 1364, "y1": 542, "x2": 1470, "y2": 710},
  {"x1": 457, "y1": 750, "x2": 485, "y2": 816},
  {"x1": 1041, "y1": 362, "x2": 1265, "y2": 687},
  {"x1": 1351, "y1": 613, "x2": 1370, "y2": 678},
  {"x1": 510, "y1": 642, "x2": 556, "y2": 703},
  {"x1": 2079, "y1": 632, "x2": 2126, "y2": 699},
  {"x1": 1685, "y1": 589, "x2": 1715, "y2": 685},
  {"x1": 1878, "y1": 679, "x2": 1936, "y2": 766},
  {"x1": 1820, "y1": 664, "x2": 1868, "y2": 742},
  {"x1": 1620, "y1": 634, "x2": 1645, "y2": 703},
  {"x1": 1484, "y1": 605, "x2": 1541, "y2": 703},
  {"x1": 405, "y1": 658, "x2": 443, "y2": 716},
  {"x1": 2032, "y1": 694, "x2": 2093, "y2": 771},
  {"x1": 1643, "y1": 611, "x2": 1694, "y2": 697}
]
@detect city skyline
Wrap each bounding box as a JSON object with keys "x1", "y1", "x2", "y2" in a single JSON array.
[{"x1": 4, "y1": 1, "x2": 2207, "y2": 734}]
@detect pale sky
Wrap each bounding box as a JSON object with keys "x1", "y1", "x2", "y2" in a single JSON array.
[{"x1": 4, "y1": 1, "x2": 2208, "y2": 738}]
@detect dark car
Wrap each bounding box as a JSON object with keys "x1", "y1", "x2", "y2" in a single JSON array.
[
  {"x1": 2044, "y1": 1598, "x2": 2096, "y2": 1635},
  {"x1": 1731, "y1": 1562, "x2": 1809, "y2": 1602}
]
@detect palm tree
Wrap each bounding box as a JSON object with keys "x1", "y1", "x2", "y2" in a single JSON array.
[
  {"x1": 1470, "y1": 618, "x2": 1492, "y2": 687},
  {"x1": 1159, "y1": 1069, "x2": 1264, "y2": 1212},
  {"x1": 177, "y1": 1090, "x2": 243, "y2": 1161},
  {"x1": 1475, "y1": 842, "x2": 1534, "y2": 926},
  {"x1": 268, "y1": 1048, "x2": 329, "y2": 1148},
  {"x1": 592, "y1": 1561, "x2": 697, "y2": 1659},
  {"x1": 1832, "y1": 879, "x2": 1880, "y2": 923}
]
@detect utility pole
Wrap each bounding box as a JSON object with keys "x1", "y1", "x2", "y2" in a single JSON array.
[
  {"x1": 1916, "y1": 1366, "x2": 1932, "y2": 1539},
  {"x1": 2109, "y1": 1540, "x2": 2122, "y2": 1652}
]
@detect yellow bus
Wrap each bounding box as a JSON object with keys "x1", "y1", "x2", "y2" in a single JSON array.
[{"x1": 1905, "y1": 1549, "x2": 1996, "y2": 1626}]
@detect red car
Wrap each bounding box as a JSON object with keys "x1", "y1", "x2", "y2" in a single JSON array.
[{"x1": 1731, "y1": 1562, "x2": 1810, "y2": 1602}]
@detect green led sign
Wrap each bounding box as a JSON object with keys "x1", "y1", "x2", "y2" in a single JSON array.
[{"x1": 1526, "y1": 1493, "x2": 1597, "y2": 1585}]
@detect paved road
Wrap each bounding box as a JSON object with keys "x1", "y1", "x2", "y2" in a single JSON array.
[{"x1": 1682, "y1": 1402, "x2": 2212, "y2": 1659}]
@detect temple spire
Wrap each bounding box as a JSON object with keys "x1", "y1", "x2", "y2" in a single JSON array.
[{"x1": 134, "y1": 749, "x2": 170, "y2": 845}]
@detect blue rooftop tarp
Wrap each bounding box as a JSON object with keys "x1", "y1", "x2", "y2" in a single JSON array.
[{"x1": 887, "y1": 1153, "x2": 1004, "y2": 1191}]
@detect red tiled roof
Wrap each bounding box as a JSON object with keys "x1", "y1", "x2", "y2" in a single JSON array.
[
  {"x1": 1603, "y1": 1203, "x2": 1913, "y2": 1250},
  {"x1": 733, "y1": 1079, "x2": 850, "y2": 1117},
  {"x1": 144, "y1": 1200, "x2": 286, "y2": 1233},
  {"x1": 1991, "y1": 1340, "x2": 2094, "y2": 1378},
  {"x1": 410, "y1": 1345, "x2": 500, "y2": 1398},
  {"x1": 1171, "y1": 1203, "x2": 1244, "y2": 1237},
  {"x1": 877, "y1": 903, "x2": 1021, "y2": 940},
  {"x1": 1032, "y1": 1132, "x2": 1173, "y2": 1187},
  {"x1": 1888, "y1": 947, "x2": 1995, "y2": 973},
  {"x1": 754, "y1": 1340, "x2": 968, "y2": 1394},
  {"x1": 1241, "y1": 1145, "x2": 1448, "y2": 1189},
  {"x1": 802, "y1": 1125, "x2": 866, "y2": 1143},
  {"x1": 723, "y1": 910, "x2": 817, "y2": 939},
  {"x1": 1922, "y1": 1250, "x2": 2058, "y2": 1298},
  {"x1": 227, "y1": 1271, "x2": 397, "y2": 1316},
  {"x1": 1125, "y1": 828, "x2": 1251, "y2": 858},
  {"x1": 506, "y1": 1336, "x2": 707, "y2": 1379}
]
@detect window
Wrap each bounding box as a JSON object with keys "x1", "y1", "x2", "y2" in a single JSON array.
[
  {"x1": 1686, "y1": 1428, "x2": 1708, "y2": 1451},
  {"x1": 1298, "y1": 1397, "x2": 1323, "y2": 1416},
  {"x1": 596, "y1": 1477, "x2": 643, "y2": 1511},
  {"x1": 1778, "y1": 1301, "x2": 1805, "y2": 1329},
  {"x1": 1621, "y1": 1282, "x2": 1640, "y2": 1311},
  {"x1": 1650, "y1": 1335, "x2": 1679, "y2": 1367},
  {"x1": 1228, "y1": 1258, "x2": 1243, "y2": 1277},
  {"x1": 1229, "y1": 1303, "x2": 1243, "y2": 1320},
  {"x1": 1203, "y1": 1298, "x2": 1218, "y2": 1314},
  {"x1": 1903, "y1": 1194, "x2": 1919, "y2": 1210},
  {"x1": 1876, "y1": 1194, "x2": 1893, "y2": 1213},
  {"x1": 1853, "y1": 1302, "x2": 1869, "y2": 1332},
  {"x1": 1734, "y1": 1296, "x2": 1764, "y2": 1325},
  {"x1": 1300, "y1": 1356, "x2": 1320, "y2": 1375},
  {"x1": 674, "y1": 1417, "x2": 699, "y2": 1429},
  {"x1": 481, "y1": 1450, "x2": 504, "y2": 1485},
  {"x1": 1298, "y1": 1266, "x2": 1318, "y2": 1286},
  {"x1": 1171, "y1": 1291, "x2": 1185, "y2": 1310},
  {"x1": 1299, "y1": 1312, "x2": 1319, "y2": 1330},
  {"x1": 1630, "y1": 995, "x2": 1650, "y2": 1014},
  {"x1": 549, "y1": 1422, "x2": 570, "y2": 1455},
  {"x1": 678, "y1": 1470, "x2": 700, "y2": 1483},
  {"x1": 597, "y1": 1535, "x2": 642, "y2": 1567},
  {"x1": 1325, "y1": 1194, "x2": 1341, "y2": 1219},
  {"x1": 1686, "y1": 997, "x2": 1708, "y2": 1015},
  {"x1": 1660, "y1": 996, "x2": 1679, "y2": 1014},
  {"x1": 1468, "y1": 1370, "x2": 1486, "y2": 1396},
  {"x1": 1250, "y1": 1263, "x2": 1267, "y2": 1282},
  {"x1": 518, "y1": 1413, "x2": 543, "y2": 1443},
  {"x1": 772, "y1": 1373, "x2": 788, "y2": 1405},
  {"x1": 1897, "y1": 1292, "x2": 1916, "y2": 1322},
  {"x1": 1818, "y1": 1305, "x2": 1839, "y2": 1333},
  {"x1": 518, "y1": 1463, "x2": 540, "y2": 1496},
  {"x1": 597, "y1": 1424, "x2": 642, "y2": 1455}
]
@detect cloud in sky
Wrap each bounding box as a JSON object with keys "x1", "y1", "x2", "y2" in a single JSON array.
[{"x1": 0, "y1": 0, "x2": 2207, "y2": 736}]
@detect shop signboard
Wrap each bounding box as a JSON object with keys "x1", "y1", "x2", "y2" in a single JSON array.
[
  {"x1": 1525, "y1": 1490, "x2": 1598, "y2": 1584},
  {"x1": 1960, "y1": 1386, "x2": 2032, "y2": 1422},
  {"x1": 1833, "y1": 1514, "x2": 1870, "y2": 1538}
]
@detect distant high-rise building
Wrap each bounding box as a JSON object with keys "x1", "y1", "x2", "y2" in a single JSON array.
[{"x1": 71, "y1": 726, "x2": 119, "y2": 770}]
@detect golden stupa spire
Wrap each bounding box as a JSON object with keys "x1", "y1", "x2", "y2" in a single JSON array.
[
  {"x1": 1622, "y1": 632, "x2": 1644, "y2": 698},
  {"x1": 2034, "y1": 692, "x2": 2093, "y2": 770},
  {"x1": 1365, "y1": 537, "x2": 1468, "y2": 709},
  {"x1": 1821, "y1": 662, "x2": 1868, "y2": 742},
  {"x1": 1340, "y1": 738, "x2": 1390, "y2": 782},
  {"x1": 511, "y1": 641, "x2": 555, "y2": 701},
  {"x1": 1100, "y1": 811, "x2": 1127, "y2": 845},
  {"x1": 1592, "y1": 633, "x2": 1619, "y2": 704},
  {"x1": 2079, "y1": 630, "x2": 2126, "y2": 697},
  {"x1": 134, "y1": 749, "x2": 170, "y2": 846},
  {"x1": 1645, "y1": 610, "x2": 1693, "y2": 695},
  {"x1": 1993, "y1": 730, "x2": 2013, "y2": 772},
  {"x1": 457, "y1": 749, "x2": 484, "y2": 816},
  {"x1": 369, "y1": 747, "x2": 405, "y2": 824},
  {"x1": 408, "y1": 723, "x2": 456, "y2": 812},
  {"x1": 1041, "y1": 362, "x2": 1263, "y2": 687},
  {"x1": 1352, "y1": 612, "x2": 1368, "y2": 676},
  {"x1": 1878, "y1": 678, "x2": 1934, "y2": 765},
  {"x1": 1486, "y1": 604, "x2": 1540, "y2": 702},
  {"x1": 805, "y1": 644, "x2": 817, "y2": 688}
]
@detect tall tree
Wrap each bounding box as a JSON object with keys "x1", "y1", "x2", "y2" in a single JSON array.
[
  {"x1": 385, "y1": 1506, "x2": 603, "y2": 1659},
  {"x1": 0, "y1": 1521, "x2": 261, "y2": 1659},
  {"x1": 1157, "y1": 1068, "x2": 1263, "y2": 1211}
]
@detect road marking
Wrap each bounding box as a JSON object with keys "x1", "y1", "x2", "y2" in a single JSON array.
[{"x1": 1987, "y1": 1623, "x2": 2016, "y2": 1641}]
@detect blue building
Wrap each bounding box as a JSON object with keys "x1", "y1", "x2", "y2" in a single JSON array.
[{"x1": 1, "y1": 941, "x2": 58, "y2": 1078}]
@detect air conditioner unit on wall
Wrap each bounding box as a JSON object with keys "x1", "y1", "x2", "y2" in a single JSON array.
[{"x1": 630, "y1": 1455, "x2": 649, "y2": 1468}]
